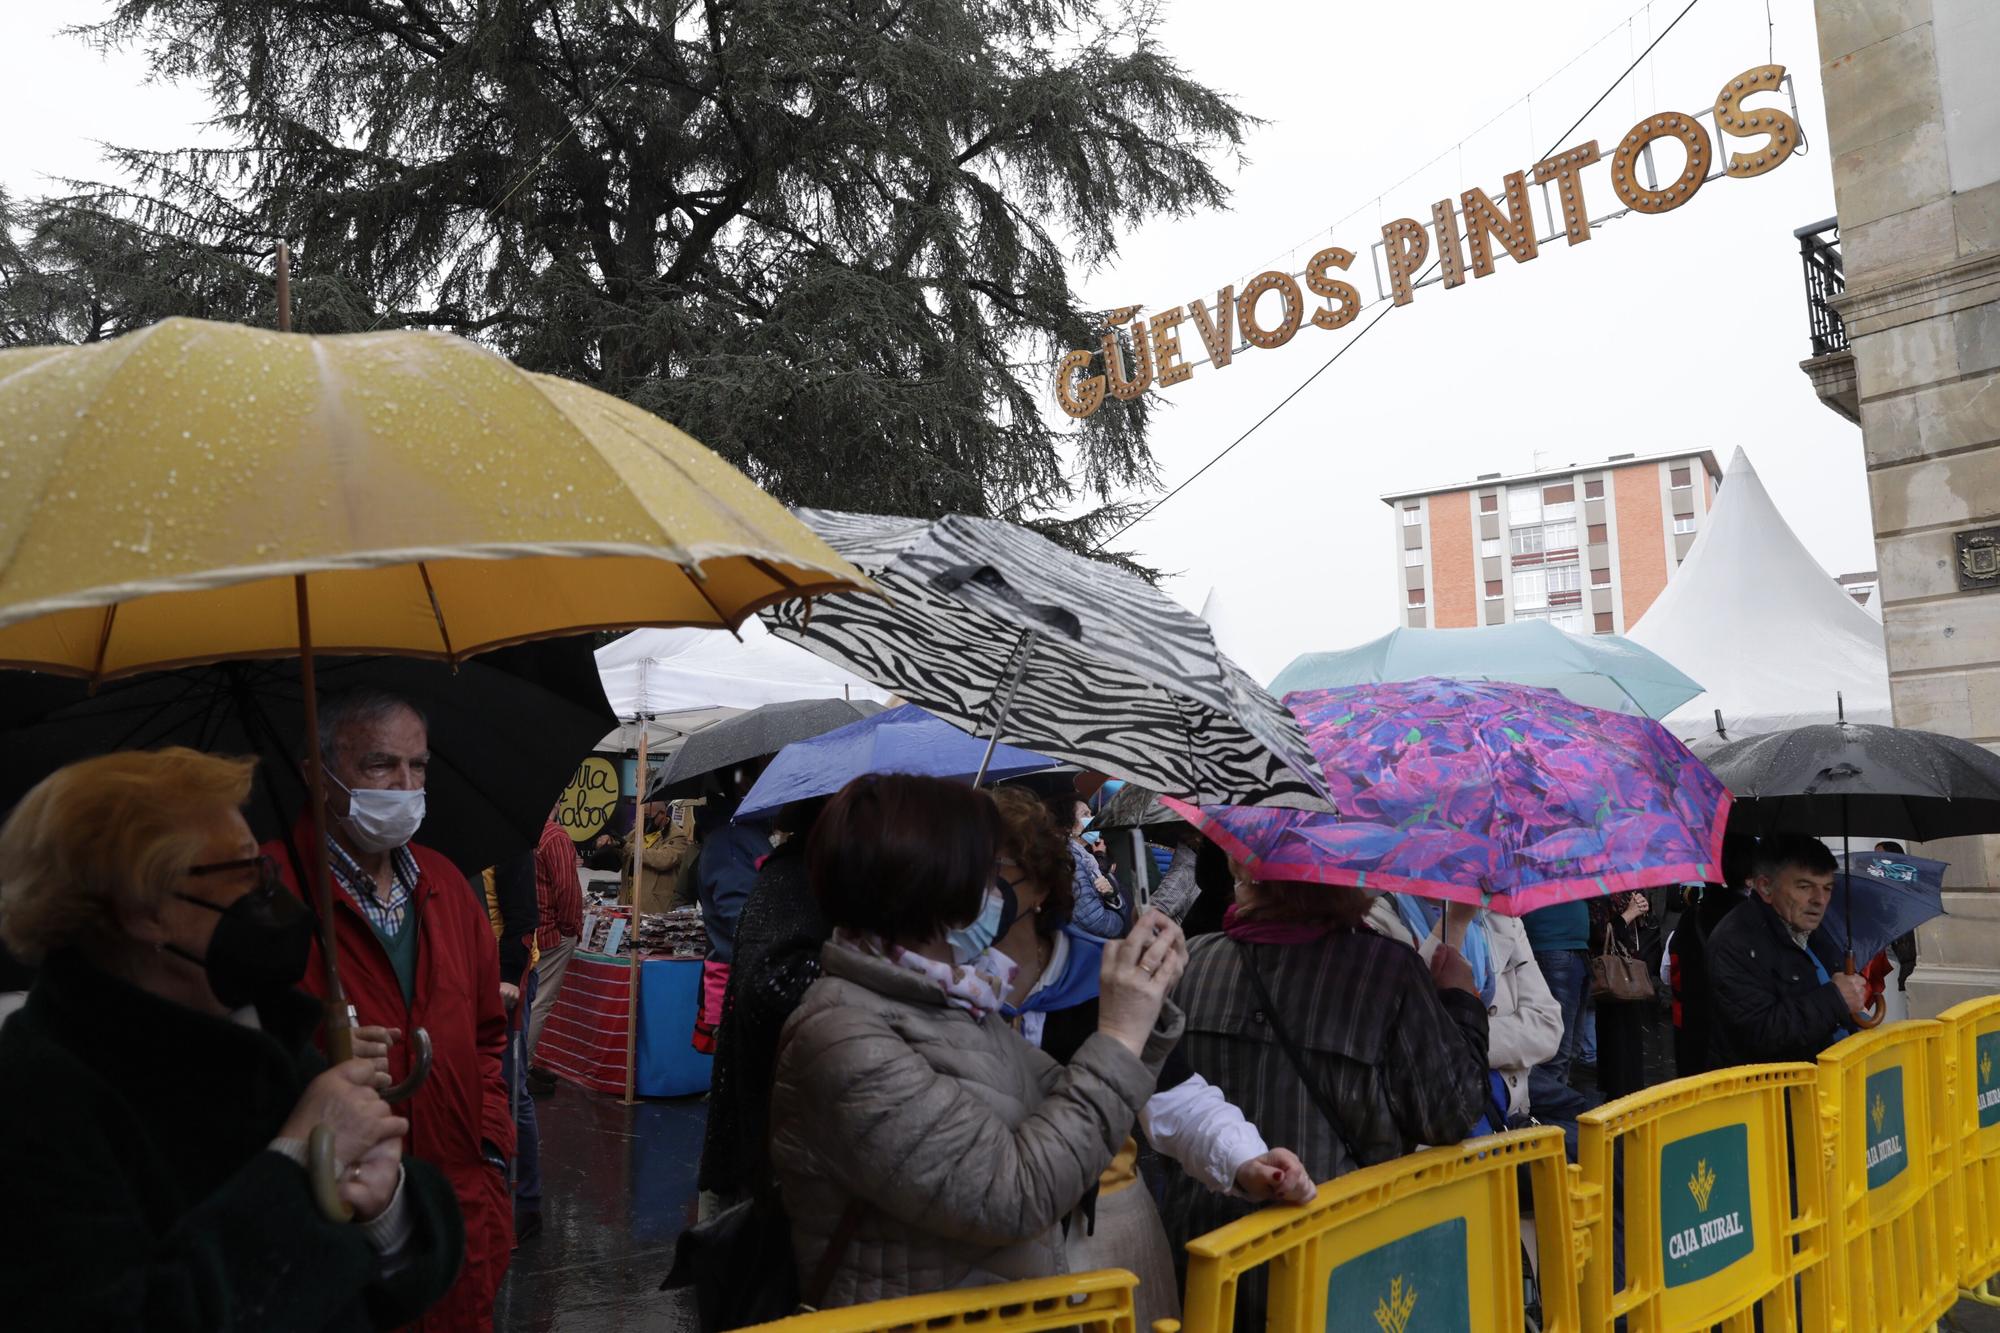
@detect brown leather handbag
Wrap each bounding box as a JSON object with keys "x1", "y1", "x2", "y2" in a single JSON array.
[{"x1": 1590, "y1": 933, "x2": 1654, "y2": 1002}]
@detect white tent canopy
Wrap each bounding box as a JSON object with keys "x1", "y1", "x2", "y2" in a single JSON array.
[
  {"x1": 1629, "y1": 447, "x2": 1891, "y2": 750},
  {"x1": 594, "y1": 621, "x2": 890, "y2": 752}
]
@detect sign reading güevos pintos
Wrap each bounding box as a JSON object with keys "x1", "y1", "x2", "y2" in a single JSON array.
[{"x1": 1054, "y1": 63, "x2": 1801, "y2": 419}]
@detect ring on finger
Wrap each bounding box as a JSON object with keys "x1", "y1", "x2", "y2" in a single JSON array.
[{"x1": 347, "y1": 1163, "x2": 364, "y2": 1182}]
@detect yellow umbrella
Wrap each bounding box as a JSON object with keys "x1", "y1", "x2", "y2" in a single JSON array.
[
  {"x1": 0, "y1": 308, "x2": 874, "y2": 1218},
  {"x1": 0, "y1": 317, "x2": 869, "y2": 680}
]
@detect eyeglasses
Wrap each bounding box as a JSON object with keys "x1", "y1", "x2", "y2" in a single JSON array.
[{"x1": 187, "y1": 854, "x2": 283, "y2": 894}]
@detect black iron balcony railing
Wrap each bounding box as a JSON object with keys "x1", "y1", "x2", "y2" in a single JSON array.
[{"x1": 1795, "y1": 217, "x2": 1848, "y2": 357}]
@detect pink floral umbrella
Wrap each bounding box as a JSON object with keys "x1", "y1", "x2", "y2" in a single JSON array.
[{"x1": 1160, "y1": 677, "x2": 1731, "y2": 915}]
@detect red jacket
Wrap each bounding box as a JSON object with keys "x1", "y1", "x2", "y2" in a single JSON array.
[{"x1": 269, "y1": 823, "x2": 511, "y2": 1329}]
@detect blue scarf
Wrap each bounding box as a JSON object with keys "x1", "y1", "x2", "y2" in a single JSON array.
[{"x1": 1389, "y1": 894, "x2": 1495, "y2": 1006}]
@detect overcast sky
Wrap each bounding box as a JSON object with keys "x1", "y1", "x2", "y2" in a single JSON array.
[{"x1": 0, "y1": 1, "x2": 1870, "y2": 684}]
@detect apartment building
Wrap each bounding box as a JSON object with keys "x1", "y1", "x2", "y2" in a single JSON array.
[{"x1": 1383, "y1": 449, "x2": 1723, "y2": 634}]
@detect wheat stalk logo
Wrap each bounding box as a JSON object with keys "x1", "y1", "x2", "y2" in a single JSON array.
[
  {"x1": 1872, "y1": 1094, "x2": 1887, "y2": 1136},
  {"x1": 1688, "y1": 1158, "x2": 1718, "y2": 1211},
  {"x1": 1374, "y1": 1276, "x2": 1418, "y2": 1333},
  {"x1": 1983, "y1": 1051, "x2": 1994, "y2": 1086}
]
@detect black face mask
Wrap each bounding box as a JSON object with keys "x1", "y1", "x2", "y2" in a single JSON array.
[{"x1": 166, "y1": 863, "x2": 315, "y2": 1009}]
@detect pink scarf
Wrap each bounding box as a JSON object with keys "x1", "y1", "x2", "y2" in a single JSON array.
[
  {"x1": 1221, "y1": 903, "x2": 1339, "y2": 946},
  {"x1": 831, "y1": 928, "x2": 1018, "y2": 1020}
]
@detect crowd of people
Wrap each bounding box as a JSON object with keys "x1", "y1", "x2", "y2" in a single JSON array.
[{"x1": 0, "y1": 689, "x2": 1894, "y2": 1330}]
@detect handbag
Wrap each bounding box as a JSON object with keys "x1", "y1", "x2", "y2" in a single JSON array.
[
  {"x1": 1590, "y1": 934, "x2": 1653, "y2": 1002},
  {"x1": 661, "y1": 1192, "x2": 864, "y2": 1330}
]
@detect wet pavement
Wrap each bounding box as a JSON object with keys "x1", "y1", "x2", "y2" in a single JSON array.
[{"x1": 498, "y1": 1085, "x2": 704, "y2": 1333}]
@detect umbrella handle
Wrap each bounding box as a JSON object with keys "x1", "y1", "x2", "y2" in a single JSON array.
[
  {"x1": 307, "y1": 1124, "x2": 356, "y2": 1223},
  {"x1": 1844, "y1": 952, "x2": 1886, "y2": 1029},
  {"x1": 381, "y1": 1027, "x2": 434, "y2": 1104}
]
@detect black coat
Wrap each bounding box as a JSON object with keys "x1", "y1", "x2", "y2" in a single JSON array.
[
  {"x1": 697, "y1": 840, "x2": 824, "y2": 1198},
  {"x1": 1670, "y1": 887, "x2": 1747, "y2": 1076},
  {"x1": 0, "y1": 952, "x2": 465, "y2": 1331},
  {"x1": 1705, "y1": 896, "x2": 1853, "y2": 1069}
]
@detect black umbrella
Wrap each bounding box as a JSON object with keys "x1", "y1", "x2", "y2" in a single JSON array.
[
  {"x1": 1706, "y1": 715, "x2": 2000, "y2": 842},
  {"x1": 0, "y1": 636, "x2": 616, "y2": 876},
  {"x1": 652, "y1": 697, "x2": 884, "y2": 794},
  {"x1": 1706, "y1": 705, "x2": 2000, "y2": 1024}
]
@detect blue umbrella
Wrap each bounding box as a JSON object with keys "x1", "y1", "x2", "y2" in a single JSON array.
[
  {"x1": 734, "y1": 704, "x2": 1057, "y2": 820},
  {"x1": 1270, "y1": 623, "x2": 1702, "y2": 720},
  {"x1": 1811, "y1": 850, "x2": 1948, "y2": 970}
]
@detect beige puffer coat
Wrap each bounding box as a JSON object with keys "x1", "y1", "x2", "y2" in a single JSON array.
[{"x1": 769, "y1": 942, "x2": 1182, "y2": 1308}]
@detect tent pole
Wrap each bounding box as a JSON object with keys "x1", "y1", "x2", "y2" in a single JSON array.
[{"x1": 624, "y1": 718, "x2": 650, "y2": 1105}]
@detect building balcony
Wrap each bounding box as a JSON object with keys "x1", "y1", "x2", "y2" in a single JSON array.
[{"x1": 1795, "y1": 217, "x2": 1858, "y2": 424}]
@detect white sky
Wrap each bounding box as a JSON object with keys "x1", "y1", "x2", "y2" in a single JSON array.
[{"x1": 0, "y1": 1, "x2": 1872, "y2": 685}]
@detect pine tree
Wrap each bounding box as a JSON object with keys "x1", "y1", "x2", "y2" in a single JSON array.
[{"x1": 7, "y1": 0, "x2": 1250, "y2": 552}]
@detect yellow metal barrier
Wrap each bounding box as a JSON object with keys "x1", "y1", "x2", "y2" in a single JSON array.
[
  {"x1": 1939, "y1": 995, "x2": 2000, "y2": 1298},
  {"x1": 1575, "y1": 1063, "x2": 1829, "y2": 1331},
  {"x1": 1816, "y1": 1020, "x2": 1956, "y2": 1331},
  {"x1": 739, "y1": 1268, "x2": 1142, "y2": 1333},
  {"x1": 1175, "y1": 1126, "x2": 1577, "y2": 1333}
]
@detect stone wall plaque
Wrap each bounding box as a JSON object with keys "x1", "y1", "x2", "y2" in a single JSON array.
[{"x1": 1957, "y1": 527, "x2": 2000, "y2": 592}]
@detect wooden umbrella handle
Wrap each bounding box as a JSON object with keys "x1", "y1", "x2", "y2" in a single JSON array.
[{"x1": 381, "y1": 1027, "x2": 434, "y2": 1103}]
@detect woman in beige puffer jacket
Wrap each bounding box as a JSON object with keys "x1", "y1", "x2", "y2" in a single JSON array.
[{"x1": 768, "y1": 774, "x2": 1186, "y2": 1310}]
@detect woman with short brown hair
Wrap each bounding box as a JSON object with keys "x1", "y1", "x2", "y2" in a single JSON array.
[{"x1": 0, "y1": 748, "x2": 463, "y2": 1331}]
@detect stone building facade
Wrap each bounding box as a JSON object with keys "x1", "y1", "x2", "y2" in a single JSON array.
[{"x1": 1812, "y1": 0, "x2": 2000, "y2": 1012}]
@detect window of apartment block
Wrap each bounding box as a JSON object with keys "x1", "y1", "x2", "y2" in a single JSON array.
[
  {"x1": 1404, "y1": 548, "x2": 1424, "y2": 567},
  {"x1": 1549, "y1": 606, "x2": 1589, "y2": 633},
  {"x1": 1512, "y1": 568, "x2": 1548, "y2": 609},
  {"x1": 1510, "y1": 526, "x2": 1545, "y2": 556},
  {"x1": 1479, "y1": 493, "x2": 1498, "y2": 513},
  {"x1": 1673, "y1": 516, "x2": 1697, "y2": 535},
  {"x1": 1480, "y1": 538, "x2": 1501, "y2": 558},
  {"x1": 1587, "y1": 522, "x2": 1608, "y2": 544},
  {"x1": 1670, "y1": 465, "x2": 1692, "y2": 489},
  {"x1": 1485, "y1": 579, "x2": 1502, "y2": 598},
  {"x1": 1507, "y1": 488, "x2": 1541, "y2": 526},
  {"x1": 1547, "y1": 564, "x2": 1581, "y2": 594},
  {"x1": 1543, "y1": 520, "x2": 1578, "y2": 550},
  {"x1": 1595, "y1": 612, "x2": 1614, "y2": 634},
  {"x1": 1591, "y1": 566, "x2": 1611, "y2": 587},
  {"x1": 1408, "y1": 587, "x2": 1426, "y2": 606},
  {"x1": 1584, "y1": 479, "x2": 1604, "y2": 499},
  {"x1": 1543, "y1": 483, "x2": 1574, "y2": 505},
  {"x1": 1402, "y1": 504, "x2": 1422, "y2": 526}
]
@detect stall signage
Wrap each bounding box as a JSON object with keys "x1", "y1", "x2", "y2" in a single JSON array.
[
  {"x1": 1055, "y1": 61, "x2": 1799, "y2": 419},
  {"x1": 557, "y1": 755, "x2": 621, "y2": 844}
]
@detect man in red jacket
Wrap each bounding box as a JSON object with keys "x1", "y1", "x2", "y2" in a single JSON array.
[{"x1": 270, "y1": 689, "x2": 512, "y2": 1331}]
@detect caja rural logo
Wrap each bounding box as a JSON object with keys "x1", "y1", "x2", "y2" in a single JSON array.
[
  {"x1": 1688, "y1": 1158, "x2": 1718, "y2": 1211},
  {"x1": 1661, "y1": 1126, "x2": 1753, "y2": 1286},
  {"x1": 1374, "y1": 1276, "x2": 1417, "y2": 1333}
]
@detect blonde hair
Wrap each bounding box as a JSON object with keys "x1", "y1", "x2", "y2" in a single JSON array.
[{"x1": 0, "y1": 748, "x2": 257, "y2": 963}]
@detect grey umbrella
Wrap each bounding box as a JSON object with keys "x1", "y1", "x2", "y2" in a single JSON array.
[
  {"x1": 653, "y1": 697, "x2": 884, "y2": 792},
  {"x1": 1088, "y1": 783, "x2": 1187, "y2": 832},
  {"x1": 762, "y1": 511, "x2": 1328, "y2": 808}
]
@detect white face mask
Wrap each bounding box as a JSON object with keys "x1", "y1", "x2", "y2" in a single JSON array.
[{"x1": 327, "y1": 769, "x2": 426, "y2": 853}]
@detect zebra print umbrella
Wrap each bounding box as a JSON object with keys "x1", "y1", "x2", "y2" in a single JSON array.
[{"x1": 761, "y1": 511, "x2": 1329, "y2": 809}]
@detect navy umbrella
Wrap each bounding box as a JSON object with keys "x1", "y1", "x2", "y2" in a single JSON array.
[{"x1": 1811, "y1": 850, "x2": 1948, "y2": 974}]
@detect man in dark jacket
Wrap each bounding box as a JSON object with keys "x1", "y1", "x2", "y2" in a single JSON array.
[
  {"x1": 1706, "y1": 836, "x2": 1869, "y2": 1069},
  {"x1": 1669, "y1": 833, "x2": 1758, "y2": 1076}
]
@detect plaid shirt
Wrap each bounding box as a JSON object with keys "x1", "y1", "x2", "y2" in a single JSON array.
[
  {"x1": 534, "y1": 820, "x2": 583, "y2": 950},
  {"x1": 326, "y1": 836, "x2": 420, "y2": 936},
  {"x1": 1163, "y1": 928, "x2": 1490, "y2": 1262}
]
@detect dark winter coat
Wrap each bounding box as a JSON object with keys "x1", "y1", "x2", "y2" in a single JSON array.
[
  {"x1": 1706, "y1": 894, "x2": 1853, "y2": 1068},
  {"x1": 697, "y1": 839, "x2": 824, "y2": 1198},
  {"x1": 0, "y1": 952, "x2": 464, "y2": 1331}
]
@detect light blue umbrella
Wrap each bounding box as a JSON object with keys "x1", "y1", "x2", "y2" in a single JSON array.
[
  {"x1": 1269, "y1": 623, "x2": 1702, "y2": 721},
  {"x1": 734, "y1": 704, "x2": 1058, "y2": 820}
]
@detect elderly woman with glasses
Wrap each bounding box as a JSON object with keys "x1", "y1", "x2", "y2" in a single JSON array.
[{"x1": 0, "y1": 749, "x2": 463, "y2": 1331}]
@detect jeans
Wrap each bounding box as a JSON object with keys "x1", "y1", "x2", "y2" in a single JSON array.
[
  {"x1": 504, "y1": 969, "x2": 542, "y2": 1212},
  {"x1": 1578, "y1": 1005, "x2": 1599, "y2": 1065},
  {"x1": 1528, "y1": 949, "x2": 1596, "y2": 1146}
]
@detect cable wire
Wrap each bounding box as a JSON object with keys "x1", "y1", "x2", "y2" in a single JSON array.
[{"x1": 1097, "y1": 0, "x2": 1707, "y2": 549}]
